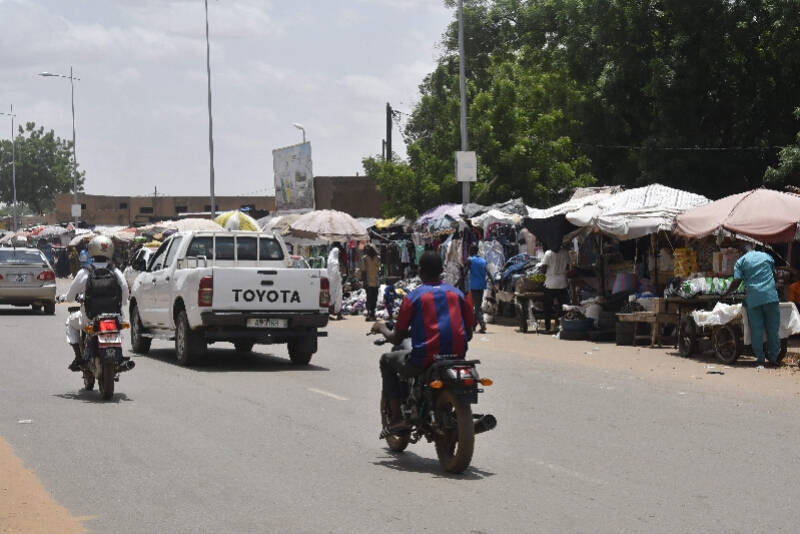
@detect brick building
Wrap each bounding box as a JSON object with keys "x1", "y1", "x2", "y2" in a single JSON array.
[
  {"x1": 54, "y1": 194, "x2": 275, "y2": 226},
  {"x1": 313, "y1": 176, "x2": 385, "y2": 218}
]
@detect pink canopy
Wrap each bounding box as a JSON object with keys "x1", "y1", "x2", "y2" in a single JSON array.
[{"x1": 675, "y1": 189, "x2": 800, "y2": 243}]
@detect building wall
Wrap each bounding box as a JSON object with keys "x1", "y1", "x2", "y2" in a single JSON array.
[
  {"x1": 54, "y1": 194, "x2": 275, "y2": 226},
  {"x1": 313, "y1": 176, "x2": 385, "y2": 218}
]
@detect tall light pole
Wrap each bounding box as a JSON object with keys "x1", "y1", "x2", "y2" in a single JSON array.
[
  {"x1": 458, "y1": 0, "x2": 470, "y2": 205},
  {"x1": 204, "y1": 0, "x2": 217, "y2": 218},
  {"x1": 38, "y1": 68, "x2": 80, "y2": 223},
  {"x1": 0, "y1": 106, "x2": 16, "y2": 231},
  {"x1": 293, "y1": 123, "x2": 306, "y2": 144}
]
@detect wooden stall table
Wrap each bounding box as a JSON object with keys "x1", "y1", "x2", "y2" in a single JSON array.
[{"x1": 616, "y1": 311, "x2": 679, "y2": 347}]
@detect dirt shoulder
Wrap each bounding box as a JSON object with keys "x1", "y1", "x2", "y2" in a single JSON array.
[
  {"x1": 0, "y1": 436, "x2": 85, "y2": 534},
  {"x1": 337, "y1": 315, "x2": 800, "y2": 400}
]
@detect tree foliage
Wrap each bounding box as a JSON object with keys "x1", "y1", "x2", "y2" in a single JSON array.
[
  {"x1": 0, "y1": 122, "x2": 84, "y2": 214},
  {"x1": 765, "y1": 107, "x2": 800, "y2": 187},
  {"x1": 371, "y1": 0, "x2": 800, "y2": 215}
]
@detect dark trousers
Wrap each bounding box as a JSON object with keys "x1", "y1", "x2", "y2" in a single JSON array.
[
  {"x1": 366, "y1": 286, "x2": 379, "y2": 318},
  {"x1": 544, "y1": 287, "x2": 570, "y2": 330},
  {"x1": 471, "y1": 289, "x2": 486, "y2": 329},
  {"x1": 380, "y1": 350, "x2": 422, "y2": 400}
]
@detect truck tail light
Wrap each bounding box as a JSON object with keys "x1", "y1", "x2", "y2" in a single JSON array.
[
  {"x1": 37, "y1": 271, "x2": 55, "y2": 281},
  {"x1": 198, "y1": 275, "x2": 213, "y2": 307},
  {"x1": 319, "y1": 277, "x2": 330, "y2": 308}
]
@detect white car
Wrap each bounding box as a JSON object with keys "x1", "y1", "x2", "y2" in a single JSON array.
[{"x1": 0, "y1": 247, "x2": 57, "y2": 314}]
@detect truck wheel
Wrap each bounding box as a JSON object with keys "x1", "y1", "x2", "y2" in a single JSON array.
[
  {"x1": 234, "y1": 340, "x2": 255, "y2": 353},
  {"x1": 43, "y1": 301, "x2": 56, "y2": 315},
  {"x1": 287, "y1": 338, "x2": 313, "y2": 366},
  {"x1": 130, "y1": 304, "x2": 151, "y2": 354},
  {"x1": 175, "y1": 309, "x2": 205, "y2": 366}
]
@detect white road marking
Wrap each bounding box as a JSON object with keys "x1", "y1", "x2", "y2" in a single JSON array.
[{"x1": 308, "y1": 388, "x2": 348, "y2": 401}]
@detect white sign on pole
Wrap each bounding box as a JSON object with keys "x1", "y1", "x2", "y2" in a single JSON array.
[
  {"x1": 71, "y1": 204, "x2": 82, "y2": 218},
  {"x1": 455, "y1": 151, "x2": 477, "y2": 182}
]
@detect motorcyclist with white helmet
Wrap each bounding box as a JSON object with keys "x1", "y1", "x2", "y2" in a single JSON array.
[{"x1": 61, "y1": 236, "x2": 128, "y2": 371}]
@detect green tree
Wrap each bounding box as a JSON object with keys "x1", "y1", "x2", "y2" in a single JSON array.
[
  {"x1": 394, "y1": 0, "x2": 800, "y2": 202},
  {"x1": 0, "y1": 122, "x2": 84, "y2": 214},
  {"x1": 362, "y1": 157, "x2": 434, "y2": 219},
  {"x1": 764, "y1": 108, "x2": 800, "y2": 187}
]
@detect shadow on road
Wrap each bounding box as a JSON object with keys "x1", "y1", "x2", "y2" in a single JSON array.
[
  {"x1": 373, "y1": 450, "x2": 495, "y2": 480},
  {"x1": 53, "y1": 390, "x2": 133, "y2": 404},
  {"x1": 0, "y1": 307, "x2": 47, "y2": 316},
  {"x1": 140, "y1": 348, "x2": 330, "y2": 373},
  {"x1": 664, "y1": 349, "x2": 762, "y2": 368}
]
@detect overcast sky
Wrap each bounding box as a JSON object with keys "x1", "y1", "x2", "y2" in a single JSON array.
[{"x1": 0, "y1": 0, "x2": 452, "y2": 197}]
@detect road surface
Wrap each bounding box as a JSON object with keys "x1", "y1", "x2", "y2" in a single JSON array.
[{"x1": 1, "y1": 303, "x2": 800, "y2": 533}]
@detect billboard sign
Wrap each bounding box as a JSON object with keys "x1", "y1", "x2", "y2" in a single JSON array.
[{"x1": 273, "y1": 142, "x2": 314, "y2": 211}]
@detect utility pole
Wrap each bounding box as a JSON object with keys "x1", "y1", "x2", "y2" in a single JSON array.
[
  {"x1": 204, "y1": 0, "x2": 216, "y2": 218},
  {"x1": 0, "y1": 106, "x2": 16, "y2": 231},
  {"x1": 386, "y1": 103, "x2": 393, "y2": 163},
  {"x1": 458, "y1": 0, "x2": 469, "y2": 204},
  {"x1": 382, "y1": 139, "x2": 387, "y2": 161}
]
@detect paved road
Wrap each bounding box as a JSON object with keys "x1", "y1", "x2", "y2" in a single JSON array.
[{"x1": 1, "y1": 303, "x2": 800, "y2": 533}]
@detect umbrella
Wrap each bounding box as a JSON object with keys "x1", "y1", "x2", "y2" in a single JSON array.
[
  {"x1": 137, "y1": 218, "x2": 223, "y2": 235},
  {"x1": 35, "y1": 225, "x2": 70, "y2": 239},
  {"x1": 288, "y1": 209, "x2": 368, "y2": 242},
  {"x1": 259, "y1": 213, "x2": 302, "y2": 234},
  {"x1": 416, "y1": 204, "x2": 463, "y2": 227},
  {"x1": 675, "y1": 188, "x2": 800, "y2": 243},
  {"x1": 215, "y1": 210, "x2": 259, "y2": 231},
  {"x1": 69, "y1": 232, "x2": 94, "y2": 247}
]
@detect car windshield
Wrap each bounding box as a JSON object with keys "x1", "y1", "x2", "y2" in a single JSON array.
[{"x1": 0, "y1": 249, "x2": 46, "y2": 265}]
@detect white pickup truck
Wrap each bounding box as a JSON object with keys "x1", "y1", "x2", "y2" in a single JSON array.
[{"x1": 128, "y1": 230, "x2": 329, "y2": 366}]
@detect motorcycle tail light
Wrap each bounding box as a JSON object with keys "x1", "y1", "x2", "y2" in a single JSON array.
[
  {"x1": 198, "y1": 275, "x2": 213, "y2": 307},
  {"x1": 462, "y1": 378, "x2": 476, "y2": 386},
  {"x1": 319, "y1": 276, "x2": 330, "y2": 308},
  {"x1": 99, "y1": 319, "x2": 118, "y2": 332},
  {"x1": 37, "y1": 271, "x2": 55, "y2": 281}
]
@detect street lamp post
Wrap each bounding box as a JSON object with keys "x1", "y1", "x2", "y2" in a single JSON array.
[
  {"x1": 0, "y1": 106, "x2": 16, "y2": 231},
  {"x1": 38, "y1": 67, "x2": 80, "y2": 223},
  {"x1": 458, "y1": 0, "x2": 470, "y2": 205},
  {"x1": 204, "y1": 0, "x2": 217, "y2": 218},
  {"x1": 293, "y1": 123, "x2": 306, "y2": 144}
]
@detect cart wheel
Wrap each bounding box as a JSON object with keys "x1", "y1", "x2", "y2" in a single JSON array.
[
  {"x1": 678, "y1": 316, "x2": 697, "y2": 357},
  {"x1": 713, "y1": 325, "x2": 741, "y2": 364}
]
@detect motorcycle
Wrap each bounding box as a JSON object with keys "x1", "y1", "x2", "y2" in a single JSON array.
[
  {"x1": 370, "y1": 331, "x2": 497, "y2": 474},
  {"x1": 68, "y1": 303, "x2": 135, "y2": 400}
]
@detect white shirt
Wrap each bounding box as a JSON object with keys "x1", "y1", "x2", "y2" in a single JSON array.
[
  {"x1": 541, "y1": 249, "x2": 570, "y2": 289},
  {"x1": 65, "y1": 262, "x2": 129, "y2": 320}
]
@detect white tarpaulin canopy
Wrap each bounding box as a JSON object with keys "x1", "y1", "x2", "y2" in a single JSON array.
[{"x1": 565, "y1": 184, "x2": 710, "y2": 240}]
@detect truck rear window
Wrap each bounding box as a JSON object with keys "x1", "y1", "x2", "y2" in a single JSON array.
[
  {"x1": 259, "y1": 238, "x2": 284, "y2": 260},
  {"x1": 185, "y1": 236, "x2": 284, "y2": 261}
]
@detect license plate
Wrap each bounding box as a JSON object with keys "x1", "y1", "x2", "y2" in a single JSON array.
[{"x1": 247, "y1": 318, "x2": 287, "y2": 329}]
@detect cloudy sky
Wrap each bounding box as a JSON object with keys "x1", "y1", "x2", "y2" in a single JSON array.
[{"x1": 0, "y1": 0, "x2": 452, "y2": 197}]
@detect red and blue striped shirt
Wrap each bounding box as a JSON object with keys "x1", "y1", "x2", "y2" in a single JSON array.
[{"x1": 395, "y1": 283, "x2": 476, "y2": 368}]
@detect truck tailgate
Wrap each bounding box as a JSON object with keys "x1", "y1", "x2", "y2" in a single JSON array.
[{"x1": 211, "y1": 267, "x2": 324, "y2": 312}]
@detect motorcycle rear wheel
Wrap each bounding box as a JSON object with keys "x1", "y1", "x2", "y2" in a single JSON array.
[
  {"x1": 99, "y1": 361, "x2": 115, "y2": 400},
  {"x1": 434, "y1": 389, "x2": 475, "y2": 474},
  {"x1": 380, "y1": 394, "x2": 409, "y2": 452}
]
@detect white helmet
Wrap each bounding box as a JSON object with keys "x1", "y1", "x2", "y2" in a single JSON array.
[{"x1": 87, "y1": 235, "x2": 114, "y2": 260}]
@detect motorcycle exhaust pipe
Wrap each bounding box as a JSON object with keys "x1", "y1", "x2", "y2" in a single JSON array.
[
  {"x1": 473, "y1": 414, "x2": 497, "y2": 434},
  {"x1": 117, "y1": 360, "x2": 135, "y2": 372}
]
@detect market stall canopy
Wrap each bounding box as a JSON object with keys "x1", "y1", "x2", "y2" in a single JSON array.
[
  {"x1": 137, "y1": 218, "x2": 223, "y2": 235},
  {"x1": 31, "y1": 225, "x2": 69, "y2": 239},
  {"x1": 471, "y1": 209, "x2": 522, "y2": 230},
  {"x1": 416, "y1": 204, "x2": 463, "y2": 226},
  {"x1": 69, "y1": 232, "x2": 94, "y2": 247},
  {"x1": 566, "y1": 183, "x2": 709, "y2": 240},
  {"x1": 675, "y1": 188, "x2": 800, "y2": 243},
  {"x1": 258, "y1": 213, "x2": 302, "y2": 234},
  {"x1": 288, "y1": 209, "x2": 368, "y2": 242},
  {"x1": 214, "y1": 211, "x2": 258, "y2": 232}
]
